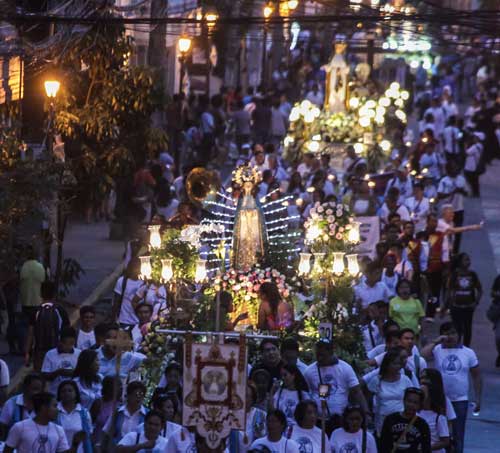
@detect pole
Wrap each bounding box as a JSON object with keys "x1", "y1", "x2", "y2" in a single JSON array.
[
  {"x1": 215, "y1": 291, "x2": 221, "y2": 331},
  {"x1": 205, "y1": 25, "x2": 210, "y2": 96},
  {"x1": 261, "y1": 25, "x2": 267, "y2": 89},
  {"x1": 179, "y1": 54, "x2": 185, "y2": 93},
  {"x1": 321, "y1": 399, "x2": 327, "y2": 453}
]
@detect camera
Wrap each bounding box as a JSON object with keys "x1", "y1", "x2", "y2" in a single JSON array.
[{"x1": 319, "y1": 384, "x2": 330, "y2": 398}]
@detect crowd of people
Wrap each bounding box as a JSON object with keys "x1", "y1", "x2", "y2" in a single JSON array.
[{"x1": 0, "y1": 48, "x2": 499, "y2": 453}]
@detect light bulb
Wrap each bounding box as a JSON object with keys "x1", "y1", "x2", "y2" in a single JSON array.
[
  {"x1": 148, "y1": 225, "x2": 162, "y2": 249},
  {"x1": 139, "y1": 256, "x2": 152, "y2": 280},
  {"x1": 332, "y1": 252, "x2": 345, "y2": 276},
  {"x1": 347, "y1": 254, "x2": 360, "y2": 276},
  {"x1": 348, "y1": 221, "x2": 361, "y2": 243},
  {"x1": 195, "y1": 259, "x2": 207, "y2": 283},
  {"x1": 161, "y1": 259, "x2": 173, "y2": 282},
  {"x1": 298, "y1": 253, "x2": 312, "y2": 276}
]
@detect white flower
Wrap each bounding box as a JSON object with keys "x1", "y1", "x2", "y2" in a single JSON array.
[
  {"x1": 317, "y1": 206, "x2": 324, "y2": 213},
  {"x1": 327, "y1": 215, "x2": 334, "y2": 223},
  {"x1": 326, "y1": 209, "x2": 333, "y2": 215}
]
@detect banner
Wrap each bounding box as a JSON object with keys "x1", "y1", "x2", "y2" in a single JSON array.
[
  {"x1": 183, "y1": 337, "x2": 247, "y2": 448},
  {"x1": 355, "y1": 216, "x2": 380, "y2": 258}
]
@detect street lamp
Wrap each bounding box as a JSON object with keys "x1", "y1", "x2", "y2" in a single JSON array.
[
  {"x1": 287, "y1": 0, "x2": 298, "y2": 11},
  {"x1": 178, "y1": 36, "x2": 192, "y2": 93},
  {"x1": 261, "y1": 3, "x2": 274, "y2": 89},
  {"x1": 44, "y1": 80, "x2": 60, "y2": 98},
  {"x1": 203, "y1": 11, "x2": 218, "y2": 95}
]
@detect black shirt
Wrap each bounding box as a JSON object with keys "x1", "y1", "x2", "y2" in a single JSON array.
[{"x1": 380, "y1": 412, "x2": 431, "y2": 453}]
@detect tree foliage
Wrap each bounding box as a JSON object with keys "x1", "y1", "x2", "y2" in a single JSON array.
[{"x1": 53, "y1": 16, "x2": 168, "y2": 202}]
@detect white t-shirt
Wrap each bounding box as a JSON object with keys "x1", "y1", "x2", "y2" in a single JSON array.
[
  {"x1": 379, "y1": 203, "x2": 411, "y2": 225},
  {"x1": 418, "y1": 410, "x2": 450, "y2": 453},
  {"x1": 354, "y1": 281, "x2": 391, "y2": 309},
  {"x1": 56, "y1": 403, "x2": 92, "y2": 453},
  {"x1": 381, "y1": 270, "x2": 400, "y2": 298},
  {"x1": 114, "y1": 276, "x2": 145, "y2": 325},
  {"x1": 437, "y1": 175, "x2": 467, "y2": 212},
  {"x1": 289, "y1": 425, "x2": 324, "y2": 453},
  {"x1": 464, "y1": 143, "x2": 482, "y2": 172},
  {"x1": 103, "y1": 405, "x2": 147, "y2": 440},
  {"x1": 0, "y1": 394, "x2": 35, "y2": 426},
  {"x1": 405, "y1": 196, "x2": 431, "y2": 232},
  {"x1": 138, "y1": 420, "x2": 181, "y2": 442},
  {"x1": 165, "y1": 428, "x2": 197, "y2": 452},
  {"x1": 361, "y1": 321, "x2": 383, "y2": 354},
  {"x1": 74, "y1": 377, "x2": 102, "y2": 411},
  {"x1": 250, "y1": 436, "x2": 300, "y2": 453},
  {"x1": 330, "y1": 427, "x2": 378, "y2": 453},
  {"x1": 272, "y1": 388, "x2": 312, "y2": 426},
  {"x1": 97, "y1": 348, "x2": 145, "y2": 379},
  {"x1": 41, "y1": 348, "x2": 81, "y2": 394},
  {"x1": 134, "y1": 284, "x2": 168, "y2": 316},
  {"x1": 0, "y1": 359, "x2": 10, "y2": 387},
  {"x1": 366, "y1": 374, "x2": 414, "y2": 433},
  {"x1": 304, "y1": 360, "x2": 359, "y2": 416},
  {"x1": 433, "y1": 344, "x2": 479, "y2": 402},
  {"x1": 76, "y1": 329, "x2": 96, "y2": 350},
  {"x1": 118, "y1": 431, "x2": 167, "y2": 452},
  {"x1": 5, "y1": 418, "x2": 70, "y2": 453}
]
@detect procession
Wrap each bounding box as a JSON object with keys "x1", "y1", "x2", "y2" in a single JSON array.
[{"x1": 1, "y1": 1, "x2": 500, "y2": 452}]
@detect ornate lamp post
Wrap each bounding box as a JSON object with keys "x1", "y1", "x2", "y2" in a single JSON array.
[{"x1": 177, "y1": 36, "x2": 192, "y2": 93}]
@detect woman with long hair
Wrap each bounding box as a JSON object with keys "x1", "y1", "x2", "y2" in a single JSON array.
[
  {"x1": 365, "y1": 346, "x2": 413, "y2": 436},
  {"x1": 250, "y1": 409, "x2": 300, "y2": 452},
  {"x1": 330, "y1": 404, "x2": 377, "y2": 453},
  {"x1": 137, "y1": 394, "x2": 181, "y2": 442},
  {"x1": 73, "y1": 349, "x2": 102, "y2": 420},
  {"x1": 271, "y1": 364, "x2": 311, "y2": 426},
  {"x1": 419, "y1": 374, "x2": 450, "y2": 453},
  {"x1": 56, "y1": 380, "x2": 93, "y2": 453},
  {"x1": 257, "y1": 282, "x2": 294, "y2": 331}
]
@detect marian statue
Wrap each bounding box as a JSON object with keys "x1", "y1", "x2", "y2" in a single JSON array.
[
  {"x1": 322, "y1": 42, "x2": 350, "y2": 114},
  {"x1": 231, "y1": 165, "x2": 268, "y2": 271}
]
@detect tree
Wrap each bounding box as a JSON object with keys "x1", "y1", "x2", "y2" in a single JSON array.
[{"x1": 53, "y1": 14, "x2": 167, "y2": 218}]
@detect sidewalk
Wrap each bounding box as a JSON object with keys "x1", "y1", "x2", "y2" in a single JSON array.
[
  {"x1": 1, "y1": 219, "x2": 123, "y2": 391},
  {"x1": 462, "y1": 161, "x2": 500, "y2": 450}
]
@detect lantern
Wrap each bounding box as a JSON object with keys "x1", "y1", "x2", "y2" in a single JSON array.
[
  {"x1": 161, "y1": 259, "x2": 173, "y2": 283},
  {"x1": 332, "y1": 252, "x2": 345, "y2": 275},
  {"x1": 195, "y1": 259, "x2": 207, "y2": 283},
  {"x1": 298, "y1": 253, "x2": 312, "y2": 276},
  {"x1": 148, "y1": 225, "x2": 162, "y2": 249},
  {"x1": 347, "y1": 254, "x2": 360, "y2": 276},
  {"x1": 139, "y1": 256, "x2": 152, "y2": 280}
]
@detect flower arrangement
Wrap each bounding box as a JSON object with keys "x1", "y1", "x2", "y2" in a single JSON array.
[
  {"x1": 206, "y1": 267, "x2": 295, "y2": 327},
  {"x1": 304, "y1": 201, "x2": 356, "y2": 253},
  {"x1": 179, "y1": 223, "x2": 225, "y2": 249}
]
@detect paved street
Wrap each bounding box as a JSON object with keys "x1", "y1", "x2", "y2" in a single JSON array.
[{"x1": 463, "y1": 161, "x2": 500, "y2": 450}]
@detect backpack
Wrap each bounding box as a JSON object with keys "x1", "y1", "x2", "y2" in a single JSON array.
[{"x1": 33, "y1": 303, "x2": 66, "y2": 351}]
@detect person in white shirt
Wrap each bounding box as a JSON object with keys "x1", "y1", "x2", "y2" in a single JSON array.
[
  {"x1": 132, "y1": 283, "x2": 168, "y2": 319},
  {"x1": 0, "y1": 372, "x2": 44, "y2": 435},
  {"x1": 280, "y1": 338, "x2": 308, "y2": 376},
  {"x1": 56, "y1": 380, "x2": 93, "y2": 453},
  {"x1": 304, "y1": 340, "x2": 367, "y2": 418},
  {"x1": 398, "y1": 328, "x2": 427, "y2": 378},
  {"x1": 305, "y1": 84, "x2": 324, "y2": 107},
  {"x1": 365, "y1": 347, "x2": 414, "y2": 435},
  {"x1": 72, "y1": 349, "x2": 102, "y2": 414},
  {"x1": 103, "y1": 381, "x2": 147, "y2": 444},
  {"x1": 165, "y1": 427, "x2": 197, "y2": 452},
  {"x1": 0, "y1": 358, "x2": 10, "y2": 406},
  {"x1": 330, "y1": 404, "x2": 377, "y2": 453},
  {"x1": 112, "y1": 258, "x2": 146, "y2": 328},
  {"x1": 76, "y1": 306, "x2": 96, "y2": 350},
  {"x1": 405, "y1": 183, "x2": 431, "y2": 232},
  {"x1": 463, "y1": 133, "x2": 483, "y2": 198},
  {"x1": 97, "y1": 324, "x2": 145, "y2": 379},
  {"x1": 117, "y1": 410, "x2": 167, "y2": 453},
  {"x1": 271, "y1": 364, "x2": 312, "y2": 426},
  {"x1": 442, "y1": 116, "x2": 461, "y2": 163},
  {"x1": 425, "y1": 97, "x2": 446, "y2": 138},
  {"x1": 385, "y1": 167, "x2": 413, "y2": 204},
  {"x1": 130, "y1": 303, "x2": 153, "y2": 352},
  {"x1": 419, "y1": 143, "x2": 441, "y2": 181},
  {"x1": 354, "y1": 262, "x2": 392, "y2": 310},
  {"x1": 421, "y1": 322, "x2": 482, "y2": 453},
  {"x1": 4, "y1": 392, "x2": 70, "y2": 453},
  {"x1": 41, "y1": 327, "x2": 81, "y2": 394},
  {"x1": 419, "y1": 380, "x2": 450, "y2": 453},
  {"x1": 379, "y1": 188, "x2": 411, "y2": 226},
  {"x1": 288, "y1": 400, "x2": 327, "y2": 453},
  {"x1": 138, "y1": 394, "x2": 181, "y2": 441},
  {"x1": 361, "y1": 301, "x2": 386, "y2": 355},
  {"x1": 250, "y1": 409, "x2": 300, "y2": 453}
]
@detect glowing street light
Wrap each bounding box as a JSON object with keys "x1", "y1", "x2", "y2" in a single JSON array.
[
  {"x1": 287, "y1": 0, "x2": 299, "y2": 10},
  {"x1": 264, "y1": 4, "x2": 274, "y2": 19},
  {"x1": 177, "y1": 35, "x2": 192, "y2": 93},
  {"x1": 44, "y1": 80, "x2": 60, "y2": 98},
  {"x1": 178, "y1": 36, "x2": 192, "y2": 54}
]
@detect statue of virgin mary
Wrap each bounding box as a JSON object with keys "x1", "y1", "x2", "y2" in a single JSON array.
[
  {"x1": 322, "y1": 42, "x2": 350, "y2": 114},
  {"x1": 231, "y1": 165, "x2": 268, "y2": 271}
]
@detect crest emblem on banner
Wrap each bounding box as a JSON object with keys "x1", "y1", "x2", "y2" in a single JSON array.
[{"x1": 183, "y1": 335, "x2": 247, "y2": 448}]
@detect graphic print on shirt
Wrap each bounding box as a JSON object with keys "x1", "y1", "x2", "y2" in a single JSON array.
[
  {"x1": 284, "y1": 399, "x2": 296, "y2": 419},
  {"x1": 442, "y1": 354, "x2": 462, "y2": 375},
  {"x1": 339, "y1": 443, "x2": 359, "y2": 453},
  {"x1": 33, "y1": 433, "x2": 51, "y2": 453},
  {"x1": 296, "y1": 436, "x2": 314, "y2": 453},
  {"x1": 322, "y1": 374, "x2": 338, "y2": 394}
]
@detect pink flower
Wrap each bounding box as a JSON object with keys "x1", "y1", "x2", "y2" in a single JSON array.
[
  {"x1": 336, "y1": 233, "x2": 343, "y2": 239},
  {"x1": 253, "y1": 284, "x2": 261, "y2": 291},
  {"x1": 283, "y1": 290, "x2": 290, "y2": 298}
]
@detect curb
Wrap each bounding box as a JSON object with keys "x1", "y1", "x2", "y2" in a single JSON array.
[{"x1": 7, "y1": 261, "x2": 124, "y2": 396}]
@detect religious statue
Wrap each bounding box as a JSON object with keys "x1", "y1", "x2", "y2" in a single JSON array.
[
  {"x1": 322, "y1": 42, "x2": 350, "y2": 114},
  {"x1": 231, "y1": 165, "x2": 268, "y2": 271}
]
